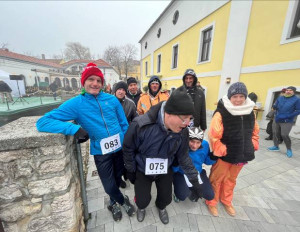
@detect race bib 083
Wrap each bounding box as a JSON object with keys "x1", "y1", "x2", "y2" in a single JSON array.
[{"x1": 100, "y1": 133, "x2": 121, "y2": 155}]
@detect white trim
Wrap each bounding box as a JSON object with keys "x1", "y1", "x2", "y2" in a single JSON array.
[
  {"x1": 241, "y1": 60, "x2": 300, "y2": 74},
  {"x1": 197, "y1": 70, "x2": 221, "y2": 77},
  {"x1": 171, "y1": 42, "x2": 179, "y2": 70},
  {"x1": 157, "y1": 53, "x2": 162, "y2": 74},
  {"x1": 280, "y1": 0, "x2": 300, "y2": 45},
  {"x1": 197, "y1": 22, "x2": 216, "y2": 64}
]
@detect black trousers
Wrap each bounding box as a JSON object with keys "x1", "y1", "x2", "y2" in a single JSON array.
[{"x1": 135, "y1": 169, "x2": 173, "y2": 210}]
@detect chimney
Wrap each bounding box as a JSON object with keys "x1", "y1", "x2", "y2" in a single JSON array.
[
  {"x1": 4, "y1": 48, "x2": 9, "y2": 52},
  {"x1": 42, "y1": 54, "x2": 45, "y2": 59}
]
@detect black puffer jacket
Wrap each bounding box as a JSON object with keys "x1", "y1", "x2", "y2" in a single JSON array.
[
  {"x1": 126, "y1": 90, "x2": 141, "y2": 106},
  {"x1": 119, "y1": 97, "x2": 138, "y2": 123},
  {"x1": 123, "y1": 101, "x2": 199, "y2": 182},
  {"x1": 0, "y1": 81, "x2": 12, "y2": 92},
  {"x1": 216, "y1": 100, "x2": 255, "y2": 163}
]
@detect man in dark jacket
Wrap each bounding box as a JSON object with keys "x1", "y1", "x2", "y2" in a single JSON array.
[
  {"x1": 126, "y1": 77, "x2": 141, "y2": 106},
  {"x1": 181, "y1": 69, "x2": 207, "y2": 130},
  {"x1": 268, "y1": 86, "x2": 300, "y2": 158},
  {"x1": 123, "y1": 86, "x2": 204, "y2": 224}
]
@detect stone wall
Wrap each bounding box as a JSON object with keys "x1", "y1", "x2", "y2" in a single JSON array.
[{"x1": 0, "y1": 116, "x2": 87, "y2": 232}]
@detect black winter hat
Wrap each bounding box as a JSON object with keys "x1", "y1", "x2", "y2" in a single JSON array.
[
  {"x1": 127, "y1": 77, "x2": 137, "y2": 86},
  {"x1": 286, "y1": 86, "x2": 296, "y2": 93},
  {"x1": 165, "y1": 86, "x2": 195, "y2": 115},
  {"x1": 114, "y1": 81, "x2": 128, "y2": 92},
  {"x1": 227, "y1": 82, "x2": 248, "y2": 99}
]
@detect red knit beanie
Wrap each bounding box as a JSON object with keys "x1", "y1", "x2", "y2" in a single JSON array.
[{"x1": 81, "y1": 63, "x2": 104, "y2": 86}]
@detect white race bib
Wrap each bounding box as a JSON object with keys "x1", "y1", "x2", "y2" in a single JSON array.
[
  {"x1": 183, "y1": 173, "x2": 203, "y2": 187},
  {"x1": 145, "y1": 158, "x2": 168, "y2": 175},
  {"x1": 100, "y1": 134, "x2": 121, "y2": 155}
]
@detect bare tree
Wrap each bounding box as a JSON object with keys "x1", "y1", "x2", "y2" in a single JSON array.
[
  {"x1": 121, "y1": 44, "x2": 138, "y2": 78},
  {"x1": 103, "y1": 46, "x2": 122, "y2": 77},
  {"x1": 1, "y1": 42, "x2": 9, "y2": 50},
  {"x1": 64, "y1": 42, "x2": 91, "y2": 60}
]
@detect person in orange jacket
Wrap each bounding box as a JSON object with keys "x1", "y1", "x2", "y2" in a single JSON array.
[
  {"x1": 206, "y1": 82, "x2": 259, "y2": 217},
  {"x1": 137, "y1": 76, "x2": 169, "y2": 115}
]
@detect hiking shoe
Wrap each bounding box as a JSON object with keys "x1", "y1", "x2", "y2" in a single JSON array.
[
  {"x1": 188, "y1": 191, "x2": 199, "y2": 202},
  {"x1": 137, "y1": 208, "x2": 146, "y2": 222},
  {"x1": 107, "y1": 203, "x2": 122, "y2": 221},
  {"x1": 224, "y1": 204, "x2": 236, "y2": 217},
  {"x1": 120, "y1": 179, "x2": 127, "y2": 189},
  {"x1": 207, "y1": 205, "x2": 218, "y2": 217},
  {"x1": 158, "y1": 208, "x2": 169, "y2": 224},
  {"x1": 286, "y1": 149, "x2": 293, "y2": 158},
  {"x1": 265, "y1": 136, "x2": 272, "y2": 140},
  {"x1": 267, "y1": 146, "x2": 280, "y2": 151},
  {"x1": 173, "y1": 194, "x2": 180, "y2": 203},
  {"x1": 122, "y1": 195, "x2": 135, "y2": 216}
]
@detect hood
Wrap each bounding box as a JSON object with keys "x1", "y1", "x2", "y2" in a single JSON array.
[
  {"x1": 182, "y1": 69, "x2": 198, "y2": 87},
  {"x1": 148, "y1": 75, "x2": 162, "y2": 95}
]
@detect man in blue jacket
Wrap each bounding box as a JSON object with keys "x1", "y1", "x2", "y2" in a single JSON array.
[
  {"x1": 268, "y1": 86, "x2": 300, "y2": 158},
  {"x1": 123, "y1": 86, "x2": 204, "y2": 224},
  {"x1": 36, "y1": 63, "x2": 135, "y2": 222}
]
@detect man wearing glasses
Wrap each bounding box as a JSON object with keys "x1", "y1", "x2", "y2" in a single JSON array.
[{"x1": 123, "y1": 86, "x2": 203, "y2": 224}]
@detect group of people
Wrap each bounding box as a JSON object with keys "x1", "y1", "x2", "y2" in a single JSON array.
[{"x1": 36, "y1": 62, "x2": 297, "y2": 225}]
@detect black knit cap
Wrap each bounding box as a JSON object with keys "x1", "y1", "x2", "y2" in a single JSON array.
[
  {"x1": 165, "y1": 86, "x2": 195, "y2": 115},
  {"x1": 115, "y1": 81, "x2": 128, "y2": 92},
  {"x1": 286, "y1": 86, "x2": 296, "y2": 93},
  {"x1": 127, "y1": 77, "x2": 137, "y2": 85},
  {"x1": 227, "y1": 82, "x2": 248, "y2": 99}
]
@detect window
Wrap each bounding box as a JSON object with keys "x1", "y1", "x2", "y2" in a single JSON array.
[
  {"x1": 198, "y1": 23, "x2": 215, "y2": 63},
  {"x1": 172, "y1": 44, "x2": 179, "y2": 69},
  {"x1": 173, "y1": 10, "x2": 179, "y2": 25},
  {"x1": 157, "y1": 54, "x2": 161, "y2": 73},
  {"x1": 145, "y1": 61, "x2": 148, "y2": 76},
  {"x1": 145, "y1": 42, "x2": 148, "y2": 49},
  {"x1": 290, "y1": 1, "x2": 300, "y2": 38},
  {"x1": 157, "y1": 28, "x2": 161, "y2": 38}
]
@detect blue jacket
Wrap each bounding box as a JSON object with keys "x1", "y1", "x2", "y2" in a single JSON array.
[
  {"x1": 123, "y1": 101, "x2": 199, "y2": 182},
  {"x1": 36, "y1": 92, "x2": 129, "y2": 155},
  {"x1": 172, "y1": 140, "x2": 215, "y2": 174},
  {"x1": 273, "y1": 95, "x2": 300, "y2": 123}
]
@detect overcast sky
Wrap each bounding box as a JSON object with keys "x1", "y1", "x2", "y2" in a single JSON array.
[{"x1": 0, "y1": 1, "x2": 170, "y2": 60}]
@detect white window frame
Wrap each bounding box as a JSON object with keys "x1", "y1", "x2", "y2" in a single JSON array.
[
  {"x1": 145, "y1": 61, "x2": 148, "y2": 76},
  {"x1": 157, "y1": 53, "x2": 162, "y2": 73},
  {"x1": 197, "y1": 22, "x2": 215, "y2": 64},
  {"x1": 171, "y1": 43, "x2": 179, "y2": 70},
  {"x1": 280, "y1": 0, "x2": 300, "y2": 44}
]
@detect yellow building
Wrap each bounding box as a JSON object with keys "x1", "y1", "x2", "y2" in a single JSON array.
[{"x1": 139, "y1": 0, "x2": 300, "y2": 137}]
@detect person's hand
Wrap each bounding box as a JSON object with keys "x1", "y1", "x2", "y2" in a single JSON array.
[
  {"x1": 189, "y1": 180, "x2": 203, "y2": 199},
  {"x1": 74, "y1": 128, "x2": 89, "y2": 143},
  {"x1": 126, "y1": 171, "x2": 136, "y2": 184}
]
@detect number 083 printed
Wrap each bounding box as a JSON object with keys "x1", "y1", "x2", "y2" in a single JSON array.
[
  {"x1": 100, "y1": 134, "x2": 121, "y2": 155},
  {"x1": 145, "y1": 158, "x2": 168, "y2": 175}
]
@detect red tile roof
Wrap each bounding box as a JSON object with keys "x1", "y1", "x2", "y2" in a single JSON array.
[
  {"x1": 62, "y1": 59, "x2": 112, "y2": 68},
  {"x1": 0, "y1": 49, "x2": 62, "y2": 68}
]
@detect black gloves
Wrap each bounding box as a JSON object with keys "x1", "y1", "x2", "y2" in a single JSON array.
[
  {"x1": 126, "y1": 171, "x2": 136, "y2": 184},
  {"x1": 209, "y1": 152, "x2": 219, "y2": 161},
  {"x1": 74, "y1": 127, "x2": 89, "y2": 143},
  {"x1": 189, "y1": 180, "x2": 203, "y2": 199}
]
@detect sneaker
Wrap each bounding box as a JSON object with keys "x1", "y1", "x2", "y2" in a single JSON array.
[
  {"x1": 224, "y1": 204, "x2": 236, "y2": 217},
  {"x1": 137, "y1": 208, "x2": 146, "y2": 222},
  {"x1": 267, "y1": 146, "x2": 280, "y2": 151},
  {"x1": 188, "y1": 191, "x2": 199, "y2": 202},
  {"x1": 173, "y1": 194, "x2": 180, "y2": 203},
  {"x1": 122, "y1": 195, "x2": 135, "y2": 216},
  {"x1": 265, "y1": 136, "x2": 272, "y2": 140},
  {"x1": 107, "y1": 203, "x2": 122, "y2": 221},
  {"x1": 158, "y1": 208, "x2": 169, "y2": 224},
  {"x1": 286, "y1": 149, "x2": 293, "y2": 158},
  {"x1": 120, "y1": 179, "x2": 127, "y2": 189},
  {"x1": 207, "y1": 205, "x2": 218, "y2": 217}
]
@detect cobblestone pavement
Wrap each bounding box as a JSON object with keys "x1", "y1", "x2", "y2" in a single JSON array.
[{"x1": 86, "y1": 118, "x2": 300, "y2": 232}]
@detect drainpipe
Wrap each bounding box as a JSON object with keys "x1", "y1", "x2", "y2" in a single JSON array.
[{"x1": 74, "y1": 140, "x2": 90, "y2": 221}]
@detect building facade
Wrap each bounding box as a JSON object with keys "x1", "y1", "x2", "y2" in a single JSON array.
[{"x1": 139, "y1": 0, "x2": 300, "y2": 137}]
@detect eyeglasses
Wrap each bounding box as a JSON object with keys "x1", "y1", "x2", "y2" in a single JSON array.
[{"x1": 177, "y1": 115, "x2": 193, "y2": 125}]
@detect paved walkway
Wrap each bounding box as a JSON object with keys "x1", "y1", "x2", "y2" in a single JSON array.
[{"x1": 85, "y1": 121, "x2": 300, "y2": 232}]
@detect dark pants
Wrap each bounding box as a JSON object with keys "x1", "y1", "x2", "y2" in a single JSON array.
[
  {"x1": 135, "y1": 169, "x2": 173, "y2": 210},
  {"x1": 272, "y1": 121, "x2": 293, "y2": 150},
  {"x1": 94, "y1": 150, "x2": 125, "y2": 205},
  {"x1": 173, "y1": 169, "x2": 214, "y2": 201}
]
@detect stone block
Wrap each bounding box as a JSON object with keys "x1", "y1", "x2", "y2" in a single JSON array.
[
  {"x1": 0, "y1": 200, "x2": 41, "y2": 222},
  {"x1": 39, "y1": 156, "x2": 68, "y2": 175},
  {"x1": 0, "y1": 185, "x2": 22, "y2": 201},
  {"x1": 28, "y1": 169, "x2": 71, "y2": 196}
]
